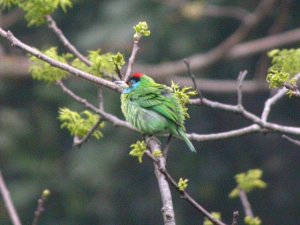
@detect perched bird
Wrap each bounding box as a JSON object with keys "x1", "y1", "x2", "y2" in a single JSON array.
[{"x1": 115, "y1": 73, "x2": 196, "y2": 152}]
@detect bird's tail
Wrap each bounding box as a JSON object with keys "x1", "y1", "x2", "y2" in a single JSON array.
[{"x1": 177, "y1": 128, "x2": 197, "y2": 153}]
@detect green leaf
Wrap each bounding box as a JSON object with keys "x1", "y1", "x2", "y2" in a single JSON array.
[
  {"x1": 58, "y1": 107, "x2": 104, "y2": 139},
  {"x1": 0, "y1": 0, "x2": 18, "y2": 8},
  {"x1": 129, "y1": 140, "x2": 146, "y2": 163},
  {"x1": 30, "y1": 47, "x2": 72, "y2": 83},
  {"x1": 133, "y1": 21, "x2": 151, "y2": 39},
  {"x1": 244, "y1": 216, "x2": 262, "y2": 225},
  {"x1": 203, "y1": 212, "x2": 221, "y2": 225},
  {"x1": 19, "y1": 0, "x2": 72, "y2": 26},
  {"x1": 171, "y1": 81, "x2": 197, "y2": 120},
  {"x1": 267, "y1": 48, "x2": 300, "y2": 89},
  {"x1": 177, "y1": 178, "x2": 189, "y2": 191},
  {"x1": 229, "y1": 169, "x2": 267, "y2": 198},
  {"x1": 72, "y1": 50, "x2": 125, "y2": 78}
]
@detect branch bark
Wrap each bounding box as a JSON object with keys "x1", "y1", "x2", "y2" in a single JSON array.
[{"x1": 146, "y1": 137, "x2": 176, "y2": 225}]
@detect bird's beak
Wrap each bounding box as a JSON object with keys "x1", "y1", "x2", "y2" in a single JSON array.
[{"x1": 114, "y1": 80, "x2": 129, "y2": 89}]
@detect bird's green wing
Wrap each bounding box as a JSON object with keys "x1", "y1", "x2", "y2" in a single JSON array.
[{"x1": 132, "y1": 84, "x2": 183, "y2": 126}]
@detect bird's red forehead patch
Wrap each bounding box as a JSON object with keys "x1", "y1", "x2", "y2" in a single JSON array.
[{"x1": 132, "y1": 72, "x2": 144, "y2": 78}]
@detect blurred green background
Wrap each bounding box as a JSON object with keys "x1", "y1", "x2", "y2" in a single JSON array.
[{"x1": 1, "y1": 0, "x2": 300, "y2": 224}]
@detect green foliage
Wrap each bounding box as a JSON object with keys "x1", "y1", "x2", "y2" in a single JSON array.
[
  {"x1": 203, "y1": 212, "x2": 221, "y2": 225},
  {"x1": 129, "y1": 140, "x2": 146, "y2": 163},
  {"x1": 0, "y1": 0, "x2": 18, "y2": 8},
  {"x1": 19, "y1": 0, "x2": 72, "y2": 26},
  {"x1": 244, "y1": 216, "x2": 262, "y2": 225},
  {"x1": 72, "y1": 50, "x2": 125, "y2": 77},
  {"x1": 177, "y1": 178, "x2": 189, "y2": 191},
  {"x1": 133, "y1": 21, "x2": 151, "y2": 39},
  {"x1": 267, "y1": 49, "x2": 300, "y2": 88},
  {"x1": 229, "y1": 169, "x2": 267, "y2": 198},
  {"x1": 30, "y1": 47, "x2": 72, "y2": 83},
  {"x1": 58, "y1": 107, "x2": 104, "y2": 139},
  {"x1": 171, "y1": 81, "x2": 197, "y2": 119}
]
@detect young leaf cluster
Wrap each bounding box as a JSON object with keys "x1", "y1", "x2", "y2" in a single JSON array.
[
  {"x1": 229, "y1": 169, "x2": 267, "y2": 198},
  {"x1": 129, "y1": 140, "x2": 146, "y2": 163},
  {"x1": 203, "y1": 212, "x2": 221, "y2": 225},
  {"x1": 177, "y1": 178, "x2": 189, "y2": 191},
  {"x1": 30, "y1": 47, "x2": 72, "y2": 83},
  {"x1": 72, "y1": 50, "x2": 125, "y2": 78},
  {"x1": 267, "y1": 49, "x2": 300, "y2": 88},
  {"x1": 133, "y1": 21, "x2": 151, "y2": 39},
  {"x1": 171, "y1": 81, "x2": 197, "y2": 119},
  {"x1": 244, "y1": 216, "x2": 262, "y2": 225},
  {"x1": 58, "y1": 107, "x2": 104, "y2": 139},
  {"x1": 0, "y1": 0, "x2": 72, "y2": 26}
]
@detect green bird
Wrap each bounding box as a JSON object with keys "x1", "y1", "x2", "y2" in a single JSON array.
[{"x1": 115, "y1": 73, "x2": 196, "y2": 152}]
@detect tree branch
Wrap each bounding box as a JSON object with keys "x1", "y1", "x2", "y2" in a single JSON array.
[
  {"x1": 56, "y1": 81, "x2": 135, "y2": 131},
  {"x1": 145, "y1": 149, "x2": 227, "y2": 225},
  {"x1": 0, "y1": 170, "x2": 22, "y2": 225},
  {"x1": 124, "y1": 36, "x2": 141, "y2": 81},
  {"x1": 146, "y1": 137, "x2": 176, "y2": 225},
  {"x1": 0, "y1": 27, "x2": 120, "y2": 92},
  {"x1": 46, "y1": 15, "x2": 91, "y2": 66},
  {"x1": 135, "y1": 0, "x2": 276, "y2": 76},
  {"x1": 282, "y1": 135, "x2": 300, "y2": 147},
  {"x1": 231, "y1": 211, "x2": 239, "y2": 225}
]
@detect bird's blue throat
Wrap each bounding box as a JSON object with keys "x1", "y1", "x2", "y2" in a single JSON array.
[{"x1": 123, "y1": 82, "x2": 140, "y2": 94}]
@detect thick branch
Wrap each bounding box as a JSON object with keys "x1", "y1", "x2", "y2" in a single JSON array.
[
  {"x1": 145, "y1": 150, "x2": 227, "y2": 225},
  {"x1": 0, "y1": 171, "x2": 22, "y2": 225},
  {"x1": 0, "y1": 27, "x2": 120, "y2": 92},
  {"x1": 146, "y1": 137, "x2": 176, "y2": 225}
]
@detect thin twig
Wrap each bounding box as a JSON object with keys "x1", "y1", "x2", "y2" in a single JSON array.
[
  {"x1": 73, "y1": 118, "x2": 104, "y2": 147},
  {"x1": 284, "y1": 83, "x2": 300, "y2": 97},
  {"x1": 46, "y1": 16, "x2": 91, "y2": 66},
  {"x1": 145, "y1": 150, "x2": 227, "y2": 225},
  {"x1": 32, "y1": 190, "x2": 50, "y2": 225},
  {"x1": 282, "y1": 135, "x2": 300, "y2": 147},
  {"x1": 237, "y1": 70, "x2": 247, "y2": 107},
  {"x1": 135, "y1": 0, "x2": 276, "y2": 76},
  {"x1": 0, "y1": 170, "x2": 22, "y2": 225},
  {"x1": 184, "y1": 58, "x2": 203, "y2": 101},
  {"x1": 124, "y1": 37, "x2": 141, "y2": 81},
  {"x1": 231, "y1": 211, "x2": 239, "y2": 225},
  {"x1": 238, "y1": 189, "x2": 254, "y2": 218}
]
